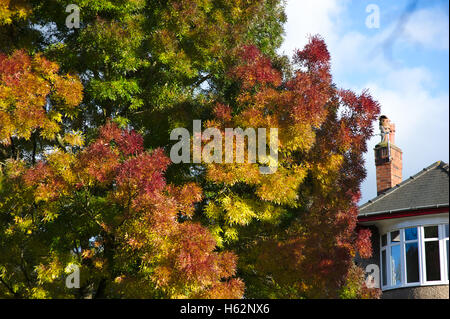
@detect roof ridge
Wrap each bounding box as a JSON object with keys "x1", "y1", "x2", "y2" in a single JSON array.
[{"x1": 359, "y1": 161, "x2": 443, "y2": 210}]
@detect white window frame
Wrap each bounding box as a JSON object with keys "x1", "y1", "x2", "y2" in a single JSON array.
[
  {"x1": 380, "y1": 223, "x2": 449, "y2": 291},
  {"x1": 402, "y1": 226, "x2": 420, "y2": 286},
  {"x1": 445, "y1": 224, "x2": 449, "y2": 280},
  {"x1": 389, "y1": 230, "x2": 402, "y2": 288},
  {"x1": 381, "y1": 235, "x2": 387, "y2": 287}
]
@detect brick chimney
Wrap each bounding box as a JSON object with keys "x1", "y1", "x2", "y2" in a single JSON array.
[{"x1": 374, "y1": 115, "x2": 402, "y2": 195}]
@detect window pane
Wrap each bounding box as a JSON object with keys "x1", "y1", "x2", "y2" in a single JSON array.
[
  {"x1": 424, "y1": 226, "x2": 438, "y2": 238},
  {"x1": 382, "y1": 250, "x2": 387, "y2": 286},
  {"x1": 405, "y1": 227, "x2": 418, "y2": 241},
  {"x1": 382, "y1": 234, "x2": 387, "y2": 247},
  {"x1": 446, "y1": 240, "x2": 449, "y2": 278},
  {"x1": 405, "y1": 242, "x2": 420, "y2": 283},
  {"x1": 425, "y1": 241, "x2": 441, "y2": 281},
  {"x1": 390, "y1": 245, "x2": 401, "y2": 285},
  {"x1": 390, "y1": 230, "x2": 400, "y2": 243}
]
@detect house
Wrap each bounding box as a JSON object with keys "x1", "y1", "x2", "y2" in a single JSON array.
[{"x1": 357, "y1": 115, "x2": 449, "y2": 299}]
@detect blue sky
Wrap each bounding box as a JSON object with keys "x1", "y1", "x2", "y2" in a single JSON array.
[{"x1": 279, "y1": 0, "x2": 449, "y2": 204}]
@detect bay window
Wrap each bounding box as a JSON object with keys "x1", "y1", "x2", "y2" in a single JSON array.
[{"x1": 380, "y1": 223, "x2": 449, "y2": 290}]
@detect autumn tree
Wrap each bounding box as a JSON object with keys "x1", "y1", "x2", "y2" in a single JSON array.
[
  {"x1": 0, "y1": 0, "x2": 287, "y2": 161},
  {"x1": 0, "y1": 123, "x2": 243, "y2": 298},
  {"x1": 194, "y1": 37, "x2": 381, "y2": 298},
  {"x1": 0, "y1": 49, "x2": 83, "y2": 163},
  {"x1": 0, "y1": 0, "x2": 381, "y2": 299}
]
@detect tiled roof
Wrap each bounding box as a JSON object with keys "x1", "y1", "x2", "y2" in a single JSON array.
[{"x1": 359, "y1": 161, "x2": 449, "y2": 216}]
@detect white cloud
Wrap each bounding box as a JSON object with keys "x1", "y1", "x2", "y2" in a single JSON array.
[
  {"x1": 330, "y1": 30, "x2": 391, "y2": 76},
  {"x1": 402, "y1": 7, "x2": 449, "y2": 50},
  {"x1": 279, "y1": 0, "x2": 347, "y2": 56}
]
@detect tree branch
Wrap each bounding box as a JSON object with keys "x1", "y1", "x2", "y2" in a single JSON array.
[{"x1": 0, "y1": 277, "x2": 20, "y2": 298}]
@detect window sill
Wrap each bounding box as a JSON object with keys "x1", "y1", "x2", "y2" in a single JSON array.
[{"x1": 381, "y1": 281, "x2": 449, "y2": 291}]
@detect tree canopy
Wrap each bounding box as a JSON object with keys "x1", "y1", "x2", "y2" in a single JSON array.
[{"x1": 0, "y1": 0, "x2": 380, "y2": 298}]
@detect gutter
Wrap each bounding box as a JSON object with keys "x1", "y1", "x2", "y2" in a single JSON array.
[
  {"x1": 358, "y1": 203, "x2": 449, "y2": 217},
  {"x1": 357, "y1": 204, "x2": 449, "y2": 223}
]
